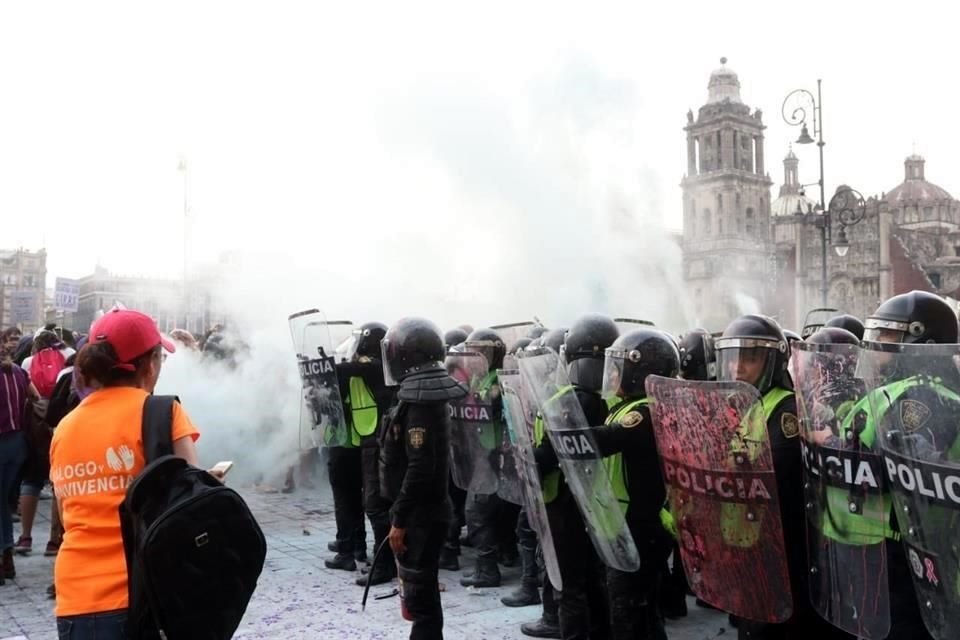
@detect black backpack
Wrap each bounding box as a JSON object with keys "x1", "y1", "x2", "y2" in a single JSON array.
[{"x1": 119, "y1": 396, "x2": 267, "y2": 639}]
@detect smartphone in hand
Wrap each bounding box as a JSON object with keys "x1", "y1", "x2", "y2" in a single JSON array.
[{"x1": 211, "y1": 461, "x2": 234, "y2": 477}]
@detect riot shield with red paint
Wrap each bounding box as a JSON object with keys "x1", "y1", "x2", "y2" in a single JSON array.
[
  {"x1": 790, "y1": 342, "x2": 889, "y2": 638},
  {"x1": 860, "y1": 342, "x2": 960, "y2": 640},
  {"x1": 645, "y1": 375, "x2": 793, "y2": 623},
  {"x1": 499, "y1": 370, "x2": 562, "y2": 590},
  {"x1": 445, "y1": 350, "x2": 500, "y2": 495}
]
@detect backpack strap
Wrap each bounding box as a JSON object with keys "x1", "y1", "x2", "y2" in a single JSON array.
[{"x1": 142, "y1": 395, "x2": 179, "y2": 464}]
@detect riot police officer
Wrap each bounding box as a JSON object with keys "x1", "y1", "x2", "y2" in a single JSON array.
[
  {"x1": 858, "y1": 291, "x2": 960, "y2": 640},
  {"x1": 334, "y1": 322, "x2": 398, "y2": 587},
  {"x1": 594, "y1": 328, "x2": 680, "y2": 640},
  {"x1": 535, "y1": 314, "x2": 617, "y2": 640},
  {"x1": 380, "y1": 317, "x2": 467, "y2": 640},
  {"x1": 519, "y1": 327, "x2": 567, "y2": 639},
  {"x1": 459, "y1": 328, "x2": 511, "y2": 588},
  {"x1": 715, "y1": 315, "x2": 824, "y2": 639},
  {"x1": 439, "y1": 327, "x2": 471, "y2": 571},
  {"x1": 324, "y1": 323, "x2": 378, "y2": 572}
]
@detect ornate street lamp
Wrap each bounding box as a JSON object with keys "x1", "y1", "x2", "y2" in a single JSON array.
[{"x1": 781, "y1": 82, "x2": 865, "y2": 306}]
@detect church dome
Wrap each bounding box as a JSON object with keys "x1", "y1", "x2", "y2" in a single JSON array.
[
  {"x1": 771, "y1": 146, "x2": 816, "y2": 216},
  {"x1": 707, "y1": 57, "x2": 742, "y2": 104},
  {"x1": 886, "y1": 155, "x2": 953, "y2": 204},
  {"x1": 772, "y1": 193, "x2": 818, "y2": 217}
]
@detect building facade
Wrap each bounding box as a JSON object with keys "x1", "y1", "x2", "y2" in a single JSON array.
[
  {"x1": 681, "y1": 60, "x2": 775, "y2": 330},
  {"x1": 0, "y1": 248, "x2": 47, "y2": 332},
  {"x1": 683, "y1": 61, "x2": 960, "y2": 331}
]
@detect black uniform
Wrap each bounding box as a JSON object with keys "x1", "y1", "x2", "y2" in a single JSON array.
[
  {"x1": 738, "y1": 395, "x2": 843, "y2": 640},
  {"x1": 336, "y1": 358, "x2": 396, "y2": 582},
  {"x1": 594, "y1": 400, "x2": 671, "y2": 640},
  {"x1": 380, "y1": 367, "x2": 466, "y2": 640},
  {"x1": 536, "y1": 387, "x2": 610, "y2": 640}
]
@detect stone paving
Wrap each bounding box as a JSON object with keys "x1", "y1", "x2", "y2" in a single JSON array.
[{"x1": 1, "y1": 487, "x2": 733, "y2": 639}]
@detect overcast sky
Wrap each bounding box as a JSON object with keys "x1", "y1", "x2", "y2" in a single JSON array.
[{"x1": 1, "y1": 1, "x2": 956, "y2": 320}]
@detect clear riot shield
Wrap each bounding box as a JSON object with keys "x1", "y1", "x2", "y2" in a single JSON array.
[
  {"x1": 446, "y1": 350, "x2": 500, "y2": 495},
  {"x1": 860, "y1": 343, "x2": 960, "y2": 640},
  {"x1": 500, "y1": 370, "x2": 563, "y2": 590},
  {"x1": 491, "y1": 321, "x2": 538, "y2": 353},
  {"x1": 518, "y1": 350, "x2": 640, "y2": 572},
  {"x1": 326, "y1": 320, "x2": 354, "y2": 363},
  {"x1": 645, "y1": 375, "x2": 793, "y2": 623},
  {"x1": 790, "y1": 342, "x2": 889, "y2": 638},
  {"x1": 288, "y1": 309, "x2": 350, "y2": 449}
]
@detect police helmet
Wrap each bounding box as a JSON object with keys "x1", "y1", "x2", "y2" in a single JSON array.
[
  {"x1": 354, "y1": 321, "x2": 388, "y2": 360},
  {"x1": 823, "y1": 314, "x2": 865, "y2": 341},
  {"x1": 564, "y1": 314, "x2": 619, "y2": 392},
  {"x1": 864, "y1": 290, "x2": 959, "y2": 344},
  {"x1": 678, "y1": 328, "x2": 717, "y2": 381},
  {"x1": 807, "y1": 327, "x2": 860, "y2": 346},
  {"x1": 465, "y1": 327, "x2": 506, "y2": 371},
  {"x1": 509, "y1": 337, "x2": 532, "y2": 355},
  {"x1": 444, "y1": 328, "x2": 469, "y2": 350},
  {"x1": 603, "y1": 329, "x2": 680, "y2": 399},
  {"x1": 382, "y1": 317, "x2": 446, "y2": 385},
  {"x1": 716, "y1": 314, "x2": 789, "y2": 393}
]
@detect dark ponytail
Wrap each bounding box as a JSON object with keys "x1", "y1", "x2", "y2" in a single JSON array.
[{"x1": 76, "y1": 342, "x2": 158, "y2": 388}]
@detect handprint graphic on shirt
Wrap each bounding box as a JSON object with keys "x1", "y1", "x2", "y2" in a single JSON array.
[
  {"x1": 106, "y1": 447, "x2": 123, "y2": 471},
  {"x1": 118, "y1": 445, "x2": 135, "y2": 471}
]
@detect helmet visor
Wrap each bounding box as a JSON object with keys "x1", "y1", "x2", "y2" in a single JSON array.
[
  {"x1": 716, "y1": 338, "x2": 780, "y2": 391},
  {"x1": 381, "y1": 339, "x2": 399, "y2": 387},
  {"x1": 601, "y1": 349, "x2": 627, "y2": 399}
]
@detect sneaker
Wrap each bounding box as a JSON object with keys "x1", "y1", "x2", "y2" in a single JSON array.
[
  {"x1": 39, "y1": 487, "x2": 53, "y2": 501},
  {"x1": 44, "y1": 540, "x2": 61, "y2": 557},
  {"x1": 13, "y1": 537, "x2": 32, "y2": 555}
]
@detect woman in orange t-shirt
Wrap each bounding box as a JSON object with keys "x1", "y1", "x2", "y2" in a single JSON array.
[{"x1": 50, "y1": 309, "x2": 200, "y2": 640}]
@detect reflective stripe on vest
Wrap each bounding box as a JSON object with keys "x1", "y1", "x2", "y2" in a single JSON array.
[
  {"x1": 720, "y1": 387, "x2": 793, "y2": 548},
  {"x1": 349, "y1": 377, "x2": 379, "y2": 445}
]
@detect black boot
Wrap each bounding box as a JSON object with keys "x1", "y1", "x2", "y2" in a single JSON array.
[
  {"x1": 324, "y1": 553, "x2": 357, "y2": 571},
  {"x1": 520, "y1": 616, "x2": 561, "y2": 639},
  {"x1": 501, "y1": 581, "x2": 541, "y2": 607},
  {"x1": 356, "y1": 561, "x2": 396, "y2": 587},
  {"x1": 460, "y1": 558, "x2": 501, "y2": 588},
  {"x1": 499, "y1": 546, "x2": 520, "y2": 568},
  {"x1": 327, "y1": 540, "x2": 347, "y2": 553},
  {"x1": 439, "y1": 545, "x2": 460, "y2": 571}
]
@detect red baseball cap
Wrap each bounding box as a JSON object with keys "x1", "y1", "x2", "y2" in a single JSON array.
[{"x1": 89, "y1": 309, "x2": 176, "y2": 365}]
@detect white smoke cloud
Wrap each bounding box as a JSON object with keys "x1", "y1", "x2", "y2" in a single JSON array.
[{"x1": 153, "y1": 52, "x2": 694, "y2": 480}]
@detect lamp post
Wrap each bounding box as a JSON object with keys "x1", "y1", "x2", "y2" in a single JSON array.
[{"x1": 781, "y1": 81, "x2": 866, "y2": 306}]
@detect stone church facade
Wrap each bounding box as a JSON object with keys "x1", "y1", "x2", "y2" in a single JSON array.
[{"x1": 682, "y1": 61, "x2": 960, "y2": 331}]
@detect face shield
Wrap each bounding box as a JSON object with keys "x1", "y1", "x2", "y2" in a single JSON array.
[
  {"x1": 381, "y1": 338, "x2": 399, "y2": 387},
  {"x1": 716, "y1": 338, "x2": 781, "y2": 391},
  {"x1": 601, "y1": 346, "x2": 642, "y2": 399}
]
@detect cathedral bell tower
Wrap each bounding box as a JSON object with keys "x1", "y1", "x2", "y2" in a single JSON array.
[{"x1": 681, "y1": 59, "x2": 774, "y2": 329}]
